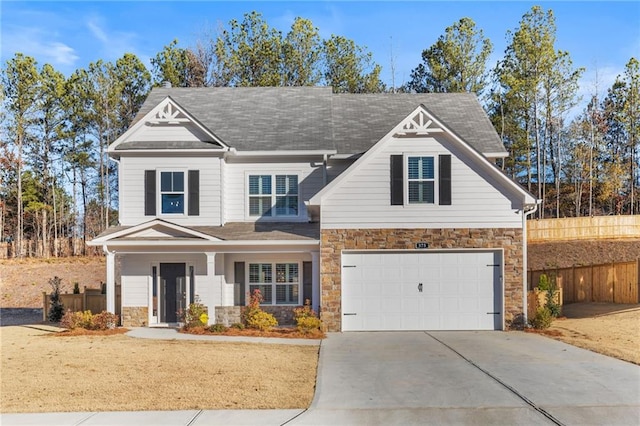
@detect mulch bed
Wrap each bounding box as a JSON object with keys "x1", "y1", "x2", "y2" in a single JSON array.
[{"x1": 181, "y1": 326, "x2": 325, "y2": 339}]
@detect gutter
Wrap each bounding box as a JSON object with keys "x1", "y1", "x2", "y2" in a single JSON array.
[{"x1": 521, "y1": 200, "x2": 541, "y2": 327}]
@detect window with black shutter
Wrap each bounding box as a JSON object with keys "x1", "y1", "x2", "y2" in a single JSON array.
[
  {"x1": 390, "y1": 155, "x2": 404, "y2": 205},
  {"x1": 188, "y1": 170, "x2": 200, "y2": 216},
  {"x1": 439, "y1": 154, "x2": 451, "y2": 205},
  {"x1": 144, "y1": 170, "x2": 156, "y2": 216}
]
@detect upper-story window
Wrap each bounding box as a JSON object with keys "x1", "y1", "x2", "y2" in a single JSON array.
[
  {"x1": 390, "y1": 154, "x2": 451, "y2": 206},
  {"x1": 407, "y1": 156, "x2": 434, "y2": 204},
  {"x1": 160, "y1": 171, "x2": 185, "y2": 214},
  {"x1": 248, "y1": 174, "x2": 298, "y2": 217},
  {"x1": 145, "y1": 169, "x2": 199, "y2": 217}
]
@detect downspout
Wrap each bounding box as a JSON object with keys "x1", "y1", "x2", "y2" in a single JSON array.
[
  {"x1": 521, "y1": 201, "x2": 540, "y2": 327},
  {"x1": 322, "y1": 154, "x2": 328, "y2": 186}
]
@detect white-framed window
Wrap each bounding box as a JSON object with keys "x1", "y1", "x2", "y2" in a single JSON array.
[
  {"x1": 407, "y1": 156, "x2": 435, "y2": 204},
  {"x1": 248, "y1": 174, "x2": 298, "y2": 217},
  {"x1": 160, "y1": 171, "x2": 185, "y2": 214},
  {"x1": 248, "y1": 262, "x2": 299, "y2": 305}
]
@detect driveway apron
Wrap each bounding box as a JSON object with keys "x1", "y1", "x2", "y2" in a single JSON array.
[{"x1": 292, "y1": 331, "x2": 640, "y2": 425}]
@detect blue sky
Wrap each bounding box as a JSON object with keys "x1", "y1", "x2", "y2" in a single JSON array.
[{"x1": 2, "y1": 1, "x2": 639, "y2": 113}]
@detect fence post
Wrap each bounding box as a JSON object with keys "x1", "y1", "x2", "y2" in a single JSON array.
[
  {"x1": 590, "y1": 263, "x2": 594, "y2": 302},
  {"x1": 637, "y1": 259, "x2": 640, "y2": 304},
  {"x1": 83, "y1": 286, "x2": 88, "y2": 312},
  {"x1": 612, "y1": 261, "x2": 615, "y2": 303}
]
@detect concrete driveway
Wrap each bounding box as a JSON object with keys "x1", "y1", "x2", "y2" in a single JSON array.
[
  {"x1": 292, "y1": 331, "x2": 640, "y2": 425},
  {"x1": 2, "y1": 331, "x2": 638, "y2": 425}
]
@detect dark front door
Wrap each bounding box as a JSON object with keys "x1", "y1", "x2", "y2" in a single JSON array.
[{"x1": 160, "y1": 263, "x2": 186, "y2": 323}]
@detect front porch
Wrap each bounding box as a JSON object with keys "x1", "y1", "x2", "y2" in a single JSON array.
[{"x1": 89, "y1": 220, "x2": 321, "y2": 328}]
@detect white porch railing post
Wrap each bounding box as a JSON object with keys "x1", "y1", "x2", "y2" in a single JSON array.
[{"x1": 104, "y1": 246, "x2": 115, "y2": 314}]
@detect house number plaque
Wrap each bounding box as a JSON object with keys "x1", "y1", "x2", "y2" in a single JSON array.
[{"x1": 415, "y1": 242, "x2": 429, "y2": 249}]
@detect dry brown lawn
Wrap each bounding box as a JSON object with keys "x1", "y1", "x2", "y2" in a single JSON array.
[
  {"x1": 546, "y1": 303, "x2": 640, "y2": 365},
  {"x1": 0, "y1": 325, "x2": 319, "y2": 413}
]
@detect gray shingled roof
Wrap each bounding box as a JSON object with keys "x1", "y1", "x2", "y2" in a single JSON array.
[{"x1": 127, "y1": 87, "x2": 505, "y2": 155}]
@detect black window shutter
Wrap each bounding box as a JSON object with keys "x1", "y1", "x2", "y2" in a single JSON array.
[
  {"x1": 439, "y1": 154, "x2": 452, "y2": 205},
  {"x1": 144, "y1": 170, "x2": 156, "y2": 216},
  {"x1": 390, "y1": 155, "x2": 404, "y2": 205},
  {"x1": 188, "y1": 170, "x2": 200, "y2": 216}
]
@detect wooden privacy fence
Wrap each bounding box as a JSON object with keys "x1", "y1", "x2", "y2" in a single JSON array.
[
  {"x1": 528, "y1": 260, "x2": 640, "y2": 304},
  {"x1": 528, "y1": 215, "x2": 640, "y2": 242},
  {"x1": 42, "y1": 286, "x2": 121, "y2": 321}
]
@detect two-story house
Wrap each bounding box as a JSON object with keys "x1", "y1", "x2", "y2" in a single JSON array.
[{"x1": 88, "y1": 87, "x2": 538, "y2": 332}]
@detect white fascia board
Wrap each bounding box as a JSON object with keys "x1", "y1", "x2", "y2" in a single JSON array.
[
  {"x1": 113, "y1": 149, "x2": 226, "y2": 156},
  {"x1": 91, "y1": 240, "x2": 320, "y2": 248},
  {"x1": 87, "y1": 219, "x2": 222, "y2": 245},
  {"x1": 108, "y1": 96, "x2": 229, "y2": 154},
  {"x1": 484, "y1": 151, "x2": 509, "y2": 158},
  {"x1": 229, "y1": 150, "x2": 337, "y2": 157}
]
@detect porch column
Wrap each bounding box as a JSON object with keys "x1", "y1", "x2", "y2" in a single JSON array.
[
  {"x1": 311, "y1": 251, "x2": 320, "y2": 313},
  {"x1": 104, "y1": 247, "x2": 115, "y2": 314},
  {"x1": 206, "y1": 252, "x2": 217, "y2": 325}
]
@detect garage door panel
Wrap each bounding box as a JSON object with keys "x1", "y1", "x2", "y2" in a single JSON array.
[{"x1": 342, "y1": 250, "x2": 502, "y2": 331}]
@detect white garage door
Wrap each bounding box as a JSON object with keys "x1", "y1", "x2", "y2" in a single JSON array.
[{"x1": 341, "y1": 250, "x2": 502, "y2": 331}]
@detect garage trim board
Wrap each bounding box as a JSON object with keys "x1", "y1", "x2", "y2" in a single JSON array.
[{"x1": 341, "y1": 249, "x2": 504, "y2": 331}]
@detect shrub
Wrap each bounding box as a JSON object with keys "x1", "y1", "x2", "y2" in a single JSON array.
[
  {"x1": 231, "y1": 322, "x2": 245, "y2": 330},
  {"x1": 293, "y1": 299, "x2": 322, "y2": 333},
  {"x1": 60, "y1": 310, "x2": 119, "y2": 330},
  {"x1": 296, "y1": 316, "x2": 322, "y2": 334},
  {"x1": 241, "y1": 289, "x2": 279, "y2": 331},
  {"x1": 92, "y1": 311, "x2": 119, "y2": 330},
  {"x1": 241, "y1": 289, "x2": 263, "y2": 325},
  {"x1": 208, "y1": 323, "x2": 227, "y2": 333},
  {"x1": 530, "y1": 306, "x2": 553, "y2": 329},
  {"x1": 246, "y1": 310, "x2": 278, "y2": 331},
  {"x1": 182, "y1": 298, "x2": 208, "y2": 329},
  {"x1": 538, "y1": 273, "x2": 561, "y2": 318},
  {"x1": 48, "y1": 276, "x2": 65, "y2": 322}
]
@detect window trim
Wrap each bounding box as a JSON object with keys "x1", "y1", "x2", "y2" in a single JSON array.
[
  {"x1": 245, "y1": 172, "x2": 301, "y2": 219},
  {"x1": 405, "y1": 155, "x2": 436, "y2": 205},
  {"x1": 246, "y1": 261, "x2": 301, "y2": 306},
  {"x1": 158, "y1": 169, "x2": 188, "y2": 216}
]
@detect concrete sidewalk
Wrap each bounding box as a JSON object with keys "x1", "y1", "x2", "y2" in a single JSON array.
[{"x1": 2, "y1": 330, "x2": 639, "y2": 425}]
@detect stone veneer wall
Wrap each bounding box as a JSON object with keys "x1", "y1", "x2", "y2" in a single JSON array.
[
  {"x1": 320, "y1": 228, "x2": 524, "y2": 332},
  {"x1": 122, "y1": 306, "x2": 148, "y2": 327},
  {"x1": 215, "y1": 306, "x2": 298, "y2": 326}
]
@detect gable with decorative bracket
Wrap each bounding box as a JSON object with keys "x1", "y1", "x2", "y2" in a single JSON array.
[{"x1": 395, "y1": 109, "x2": 444, "y2": 137}]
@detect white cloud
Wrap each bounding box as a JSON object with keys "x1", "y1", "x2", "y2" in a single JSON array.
[
  {"x1": 2, "y1": 26, "x2": 79, "y2": 68},
  {"x1": 85, "y1": 14, "x2": 139, "y2": 61},
  {"x1": 87, "y1": 18, "x2": 109, "y2": 44}
]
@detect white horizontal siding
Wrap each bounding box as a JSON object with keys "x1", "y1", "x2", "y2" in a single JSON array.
[
  {"x1": 224, "y1": 160, "x2": 324, "y2": 222},
  {"x1": 120, "y1": 253, "x2": 212, "y2": 310},
  {"x1": 119, "y1": 156, "x2": 221, "y2": 226},
  {"x1": 321, "y1": 136, "x2": 523, "y2": 229}
]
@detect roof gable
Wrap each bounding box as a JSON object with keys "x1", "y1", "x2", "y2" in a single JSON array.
[
  {"x1": 109, "y1": 97, "x2": 228, "y2": 153},
  {"x1": 309, "y1": 105, "x2": 536, "y2": 206},
  {"x1": 89, "y1": 219, "x2": 221, "y2": 244}
]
